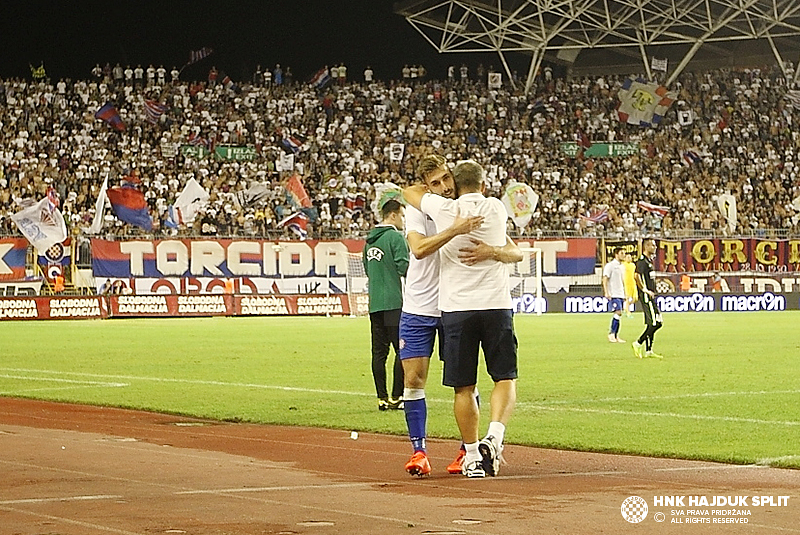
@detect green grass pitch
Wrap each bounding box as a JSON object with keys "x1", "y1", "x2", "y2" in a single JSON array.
[{"x1": 1, "y1": 311, "x2": 798, "y2": 468}]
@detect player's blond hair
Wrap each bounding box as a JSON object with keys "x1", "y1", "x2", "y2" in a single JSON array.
[{"x1": 416, "y1": 154, "x2": 447, "y2": 182}]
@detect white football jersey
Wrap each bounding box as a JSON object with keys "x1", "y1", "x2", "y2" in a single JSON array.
[{"x1": 402, "y1": 204, "x2": 441, "y2": 317}]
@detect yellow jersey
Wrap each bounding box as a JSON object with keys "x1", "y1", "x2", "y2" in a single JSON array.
[{"x1": 623, "y1": 261, "x2": 638, "y2": 299}]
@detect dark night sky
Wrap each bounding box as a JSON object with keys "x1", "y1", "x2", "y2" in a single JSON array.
[{"x1": 0, "y1": 1, "x2": 520, "y2": 82}]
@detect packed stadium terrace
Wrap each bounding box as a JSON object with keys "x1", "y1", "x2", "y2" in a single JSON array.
[{"x1": 0, "y1": 64, "x2": 799, "y2": 245}]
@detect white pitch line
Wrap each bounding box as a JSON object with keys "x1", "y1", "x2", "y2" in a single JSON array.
[
  {"x1": 0, "y1": 373, "x2": 128, "y2": 396},
  {"x1": 519, "y1": 403, "x2": 800, "y2": 426},
  {"x1": 3, "y1": 367, "x2": 799, "y2": 427},
  {"x1": 0, "y1": 373, "x2": 128, "y2": 387},
  {"x1": 0, "y1": 386, "x2": 130, "y2": 395},
  {"x1": 0, "y1": 367, "x2": 372, "y2": 397},
  {"x1": 654, "y1": 465, "x2": 768, "y2": 472},
  {"x1": 176, "y1": 482, "x2": 375, "y2": 495},
  {"x1": 756, "y1": 455, "x2": 800, "y2": 465},
  {"x1": 0, "y1": 494, "x2": 123, "y2": 505},
  {"x1": 538, "y1": 389, "x2": 800, "y2": 405}
]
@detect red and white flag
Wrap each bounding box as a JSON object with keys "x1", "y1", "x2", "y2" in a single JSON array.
[
  {"x1": 143, "y1": 99, "x2": 169, "y2": 124},
  {"x1": 278, "y1": 212, "x2": 309, "y2": 240},
  {"x1": 637, "y1": 200, "x2": 670, "y2": 218}
]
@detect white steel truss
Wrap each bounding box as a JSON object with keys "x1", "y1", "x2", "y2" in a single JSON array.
[{"x1": 395, "y1": 0, "x2": 800, "y2": 91}]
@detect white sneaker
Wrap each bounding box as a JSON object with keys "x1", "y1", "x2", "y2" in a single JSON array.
[
  {"x1": 616, "y1": 337, "x2": 626, "y2": 343},
  {"x1": 607, "y1": 333, "x2": 616, "y2": 343},
  {"x1": 478, "y1": 435, "x2": 503, "y2": 476},
  {"x1": 462, "y1": 459, "x2": 486, "y2": 478}
]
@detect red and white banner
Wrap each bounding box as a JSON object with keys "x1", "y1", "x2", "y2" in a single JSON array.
[
  {"x1": 107, "y1": 294, "x2": 352, "y2": 317},
  {"x1": 110, "y1": 294, "x2": 233, "y2": 317},
  {"x1": 0, "y1": 296, "x2": 107, "y2": 321},
  {"x1": 237, "y1": 294, "x2": 351, "y2": 315}
]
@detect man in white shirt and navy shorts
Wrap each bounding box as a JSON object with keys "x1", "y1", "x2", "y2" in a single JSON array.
[
  {"x1": 399, "y1": 155, "x2": 482, "y2": 477},
  {"x1": 404, "y1": 160, "x2": 522, "y2": 478},
  {"x1": 602, "y1": 247, "x2": 627, "y2": 343}
]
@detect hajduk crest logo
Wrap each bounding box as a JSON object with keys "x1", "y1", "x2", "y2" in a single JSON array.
[{"x1": 621, "y1": 496, "x2": 648, "y2": 523}]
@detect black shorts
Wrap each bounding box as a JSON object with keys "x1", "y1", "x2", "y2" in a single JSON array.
[
  {"x1": 640, "y1": 293, "x2": 662, "y2": 327},
  {"x1": 440, "y1": 309, "x2": 518, "y2": 388}
]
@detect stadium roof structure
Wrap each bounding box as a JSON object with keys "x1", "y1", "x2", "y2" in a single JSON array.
[{"x1": 394, "y1": 0, "x2": 800, "y2": 92}]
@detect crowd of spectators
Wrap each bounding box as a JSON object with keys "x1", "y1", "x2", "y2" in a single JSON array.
[{"x1": 1, "y1": 61, "x2": 799, "y2": 245}]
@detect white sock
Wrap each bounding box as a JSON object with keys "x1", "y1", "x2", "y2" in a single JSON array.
[
  {"x1": 486, "y1": 421, "x2": 506, "y2": 445},
  {"x1": 403, "y1": 388, "x2": 425, "y2": 401},
  {"x1": 464, "y1": 442, "x2": 480, "y2": 464}
]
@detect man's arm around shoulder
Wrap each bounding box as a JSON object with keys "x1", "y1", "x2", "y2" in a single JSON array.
[{"x1": 403, "y1": 185, "x2": 428, "y2": 211}]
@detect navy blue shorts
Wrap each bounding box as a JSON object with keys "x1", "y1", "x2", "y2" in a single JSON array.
[
  {"x1": 399, "y1": 312, "x2": 441, "y2": 360},
  {"x1": 609, "y1": 297, "x2": 625, "y2": 312},
  {"x1": 440, "y1": 309, "x2": 518, "y2": 388}
]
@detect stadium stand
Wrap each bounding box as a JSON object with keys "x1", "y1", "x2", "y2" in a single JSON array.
[{"x1": 0, "y1": 63, "x2": 799, "y2": 248}]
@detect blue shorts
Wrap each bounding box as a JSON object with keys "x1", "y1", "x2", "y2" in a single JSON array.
[
  {"x1": 399, "y1": 312, "x2": 441, "y2": 360},
  {"x1": 609, "y1": 297, "x2": 625, "y2": 312}
]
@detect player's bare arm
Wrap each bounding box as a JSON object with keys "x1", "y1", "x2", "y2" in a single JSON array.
[
  {"x1": 458, "y1": 236, "x2": 523, "y2": 266},
  {"x1": 407, "y1": 212, "x2": 484, "y2": 259},
  {"x1": 602, "y1": 275, "x2": 611, "y2": 299}
]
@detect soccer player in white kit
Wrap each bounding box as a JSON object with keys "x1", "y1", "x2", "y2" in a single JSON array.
[
  {"x1": 401, "y1": 155, "x2": 481, "y2": 476},
  {"x1": 602, "y1": 247, "x2": 628, "y2": 343},
  {"x1": 402, "y1": 157, "x2": 522, "y2": 477}
]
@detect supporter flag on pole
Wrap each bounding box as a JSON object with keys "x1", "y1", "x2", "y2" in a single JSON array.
[
  {"x1": 88, "y1": 175, "x2": 109, "y2": 234},
  {"x1": 651, "y1": 57, "x2": 668, "y2": 72},
  {"x1": 281, "y1": 132, "x2": 306, "y2": 154},
  {"x1": 637, "y1": 200, "x2": 670, "y2": 218},
  {"x1": 344, "y1": 193, "x2": 366, "y2": 213},
  {"x1": 278, "y1": 212, "x2": 309, "y2": 240},
  {"x1": 682, "y1": 149, "x2": 702, "y2": 166},
  {"x1": 30, "y1": 62, "x2": 47, "y2": 80},
  {"x1": 616, "y1": 77, "x2": 676, "y2": 127},
  {"x1": 11, "y1": 197, "x2": 68, "y2": 251},
  {"x1": 170, "y1": 177, "x2": 210, "y2": 225},
  {"x1": 233, "y1": 183, "x2": 270, "y2": 209},
  {"x1": 276, "y1": 152, "x2": 294, "y2": 172},
  {"x1": 677, "y1": 109, "x2": 694, "y2": 126},
  {"x1": 717, "y1": 193, "x2": 737, "y2": 233},
  {"x1": 374, "y1": 104, "x2": 387, "y2": 122},
  {"x1": 309, "y1": 67, "x2": 331, "y2": 89},
  {"x1": 95, "y1": 102, "x2": 125, "y2": 131},
  {"x1": 580, "y1": 207, "x2": 609, "y2": 224},
  {"x1": 187, "y1": 47, "x2": 213, "y2": 65},
  {"x1": 107, "y1": 186, "x2": 153, "y2": 230},
  {"x1": 187, "y1": 131, "x2": 211, "y2": 149},
  {"x1": 373, "y1": 182, "x2": 404, "y2": 217},
  {"x1": 218, "y1": 71, "x2": 239, "y2": 93},
  {"x1": 784, "y1": 90, "x2": 800, "y2": 108},
  {"x1": 389, "y1": 143, "x2": 405, "y2": 162},
  {"x1": 143, "y1": 99, "x2": 169, "y2": 124},
  {"x1": 285, "y1": 174, "x2": 312, "y2": 209},
  {"x1": 501, "y1": 181, "x2": 539, "y2": 229},
  {"x1": 46, "y1": 186, "x2": 59, "y2": 210}
]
